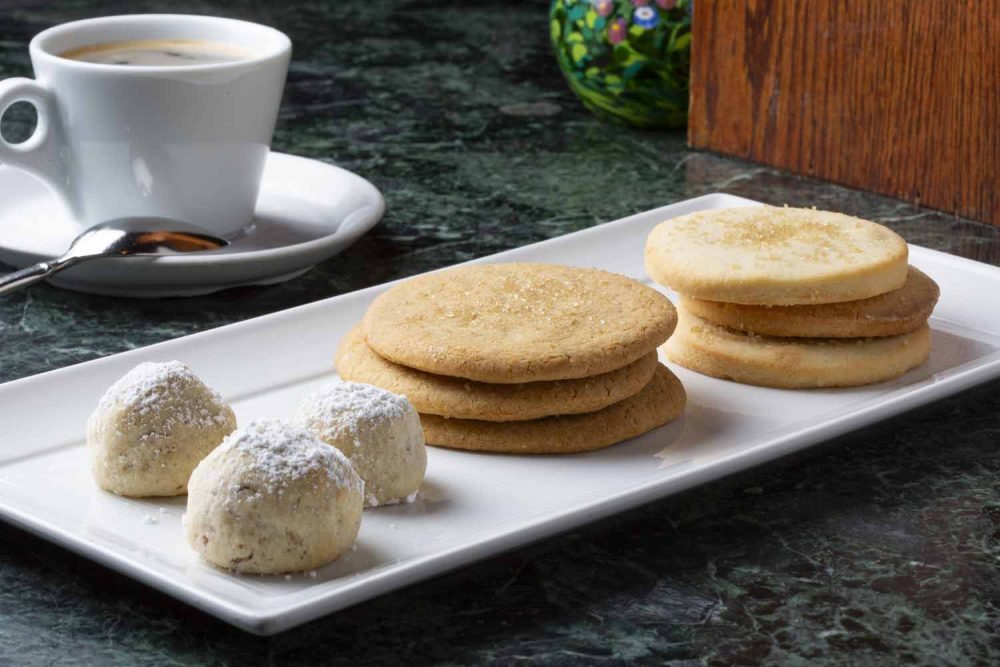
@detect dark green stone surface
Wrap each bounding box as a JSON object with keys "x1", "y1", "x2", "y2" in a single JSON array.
[{"x1": 1, "y1": 2, "x2": 998, "y2": 665}]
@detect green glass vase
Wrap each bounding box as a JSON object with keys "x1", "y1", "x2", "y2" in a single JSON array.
[{"x1": 550, "y1": 0, "x2": 692, "y2": 129}]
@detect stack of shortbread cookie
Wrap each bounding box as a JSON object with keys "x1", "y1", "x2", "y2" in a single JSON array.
[
  {"x1": 336, "y1": 263, "x2": 686, "y2": 453},
  {"x1": 644, "y1": 206, "x2": 939, "y2": 388}
]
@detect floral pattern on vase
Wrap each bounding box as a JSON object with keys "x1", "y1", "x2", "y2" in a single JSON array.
[{"x1": 550, "y1": 0, "x2": 691, "y2": 128}]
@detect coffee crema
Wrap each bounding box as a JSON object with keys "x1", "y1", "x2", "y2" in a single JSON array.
[{"x1": 60, "y1": 38, "x2": 253, "y2": 66}]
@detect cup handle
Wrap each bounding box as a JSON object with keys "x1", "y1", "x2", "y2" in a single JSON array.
[{"x1": 0, "y1": 77, "x2": 70, "y2": 203}]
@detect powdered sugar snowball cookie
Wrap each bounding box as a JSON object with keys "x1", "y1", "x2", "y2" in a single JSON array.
[
  {"x1": 87, "y1": 361, "x2": 236, "y2": 497},
  {"x1": 295, "y1": 381, "x2": 426, "y2": 508},
  {"x1": 184, "y1": 420, "x2": 364, "y2": 574}
]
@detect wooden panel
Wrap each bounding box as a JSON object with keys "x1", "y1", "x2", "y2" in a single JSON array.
[{"x1": 689, "y1": 1, "x2": 1000, "y2": 226}]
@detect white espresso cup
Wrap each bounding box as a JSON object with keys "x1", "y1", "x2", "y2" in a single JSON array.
[{"x1": 0, "y1": 14, "x2": 291, "y2": 237}]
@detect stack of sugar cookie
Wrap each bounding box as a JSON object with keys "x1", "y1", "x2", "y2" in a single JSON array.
[
  {"x1": 644, "y1": 206, "x2": 939, "y2": 388},
  {"x1": 336, "y1": 263, "x2": 686, "y2": 454}
]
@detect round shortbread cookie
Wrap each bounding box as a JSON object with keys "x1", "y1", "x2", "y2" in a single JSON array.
[
  {"x1": 663, "y1": 309, "x2": 931, "y2": 388},
  {"x1": 680, "y1": 266, "x2": 939, "y2": 338},
  {"x1": 419, "y1": 364, "x2": 685, "y2": 454},
  {"x1": 363, "y1": 263, "x2": 677, "y2": 383},
  {"x1": 335, "y1": 326, "x2": 659, "y2": 421},
  {"x1": 645, "y1": 206, "x2": 909, "y2": 305}
]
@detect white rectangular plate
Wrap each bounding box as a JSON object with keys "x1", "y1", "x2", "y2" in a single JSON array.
[{"x1": 2, "y1": 194, "x2": 999, "y2": 635}]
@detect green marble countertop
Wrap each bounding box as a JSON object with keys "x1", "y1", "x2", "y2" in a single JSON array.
[{"x1": 2, "y1": 2, "x2": 999, "y2": 665}]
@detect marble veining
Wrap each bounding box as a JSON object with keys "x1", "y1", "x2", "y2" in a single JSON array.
[{"x1": 1, "y1": 1, "x2": 998, "y2": 665}]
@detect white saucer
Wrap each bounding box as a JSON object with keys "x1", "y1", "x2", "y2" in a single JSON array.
[{"x1": 0, "y1": 152, "x2": 385, "y2": 297}]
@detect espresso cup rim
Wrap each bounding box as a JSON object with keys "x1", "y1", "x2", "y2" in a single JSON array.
[{"x1": 30, "y1": 13, "x2": 291, "y2": 73}]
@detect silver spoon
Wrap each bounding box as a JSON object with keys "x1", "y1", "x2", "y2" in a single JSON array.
[{"x1": 0, "y1": 217, "x2": 229, "y2": 295}]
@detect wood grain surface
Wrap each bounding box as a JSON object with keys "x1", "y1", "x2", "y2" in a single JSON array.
[{"x1": 689, "y1": 1, "x2": 1000, "y2": 226}]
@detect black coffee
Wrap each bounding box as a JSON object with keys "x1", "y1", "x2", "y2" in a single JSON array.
[{"x1": 60, "y1": 38, "x2": 252, "y2": 66}]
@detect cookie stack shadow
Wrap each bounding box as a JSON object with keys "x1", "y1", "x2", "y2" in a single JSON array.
[
  {"x1": 645, "y1": 206, "x2": 940, "y2": 388},
  {"x1": 334, "y1": 263, "x2": 687, "y2": 454}
]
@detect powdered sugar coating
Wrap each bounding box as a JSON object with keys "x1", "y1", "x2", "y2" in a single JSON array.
[
  {"x1": 297, "y1": 381, "x2": 412, "y2": 447},
  {"x1": 95, "y1": 361, "x2": 231, "y2": 431},
  {"x1": 185, "y1": 419, "x2": 364, "y2": 574},
  {"x1": 295, "y1": 381, "x2": 426, "y2": 508},
  {"x1": 87, "y1": 361, "x2": 237, "y2": 497},
  {"x1": 217, "y1": 420, "x2": 363, "y2": 496}
]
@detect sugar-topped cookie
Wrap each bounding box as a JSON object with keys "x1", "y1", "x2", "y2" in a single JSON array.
[
  {"x1": 680, "y1": 266, "x2": 939, "y2": 338},
  {"x1": 87, "y1": 361, "x2": 236, "y2": 497},
  {"x1": 295, "y1": 381, "x2": 426, "y2": 507},
  {"x1": 645, "y1": 206, "x2": 909, "y2": 305},
  {"x1": 664, "y1": 308, "x2": 931, "y2": 388},
  {"x1": 363, "y1": 263, "x2": 677, "y2": 383},
  {"x1": 420, "y1": 364, "x2": 686, "y2": 454},
  {"x1": 184, "y1": 420, "x2": 363, "y2": 574},
  {"x1": 335, "y1": 326, "x2": 658, "y2": 421}
]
